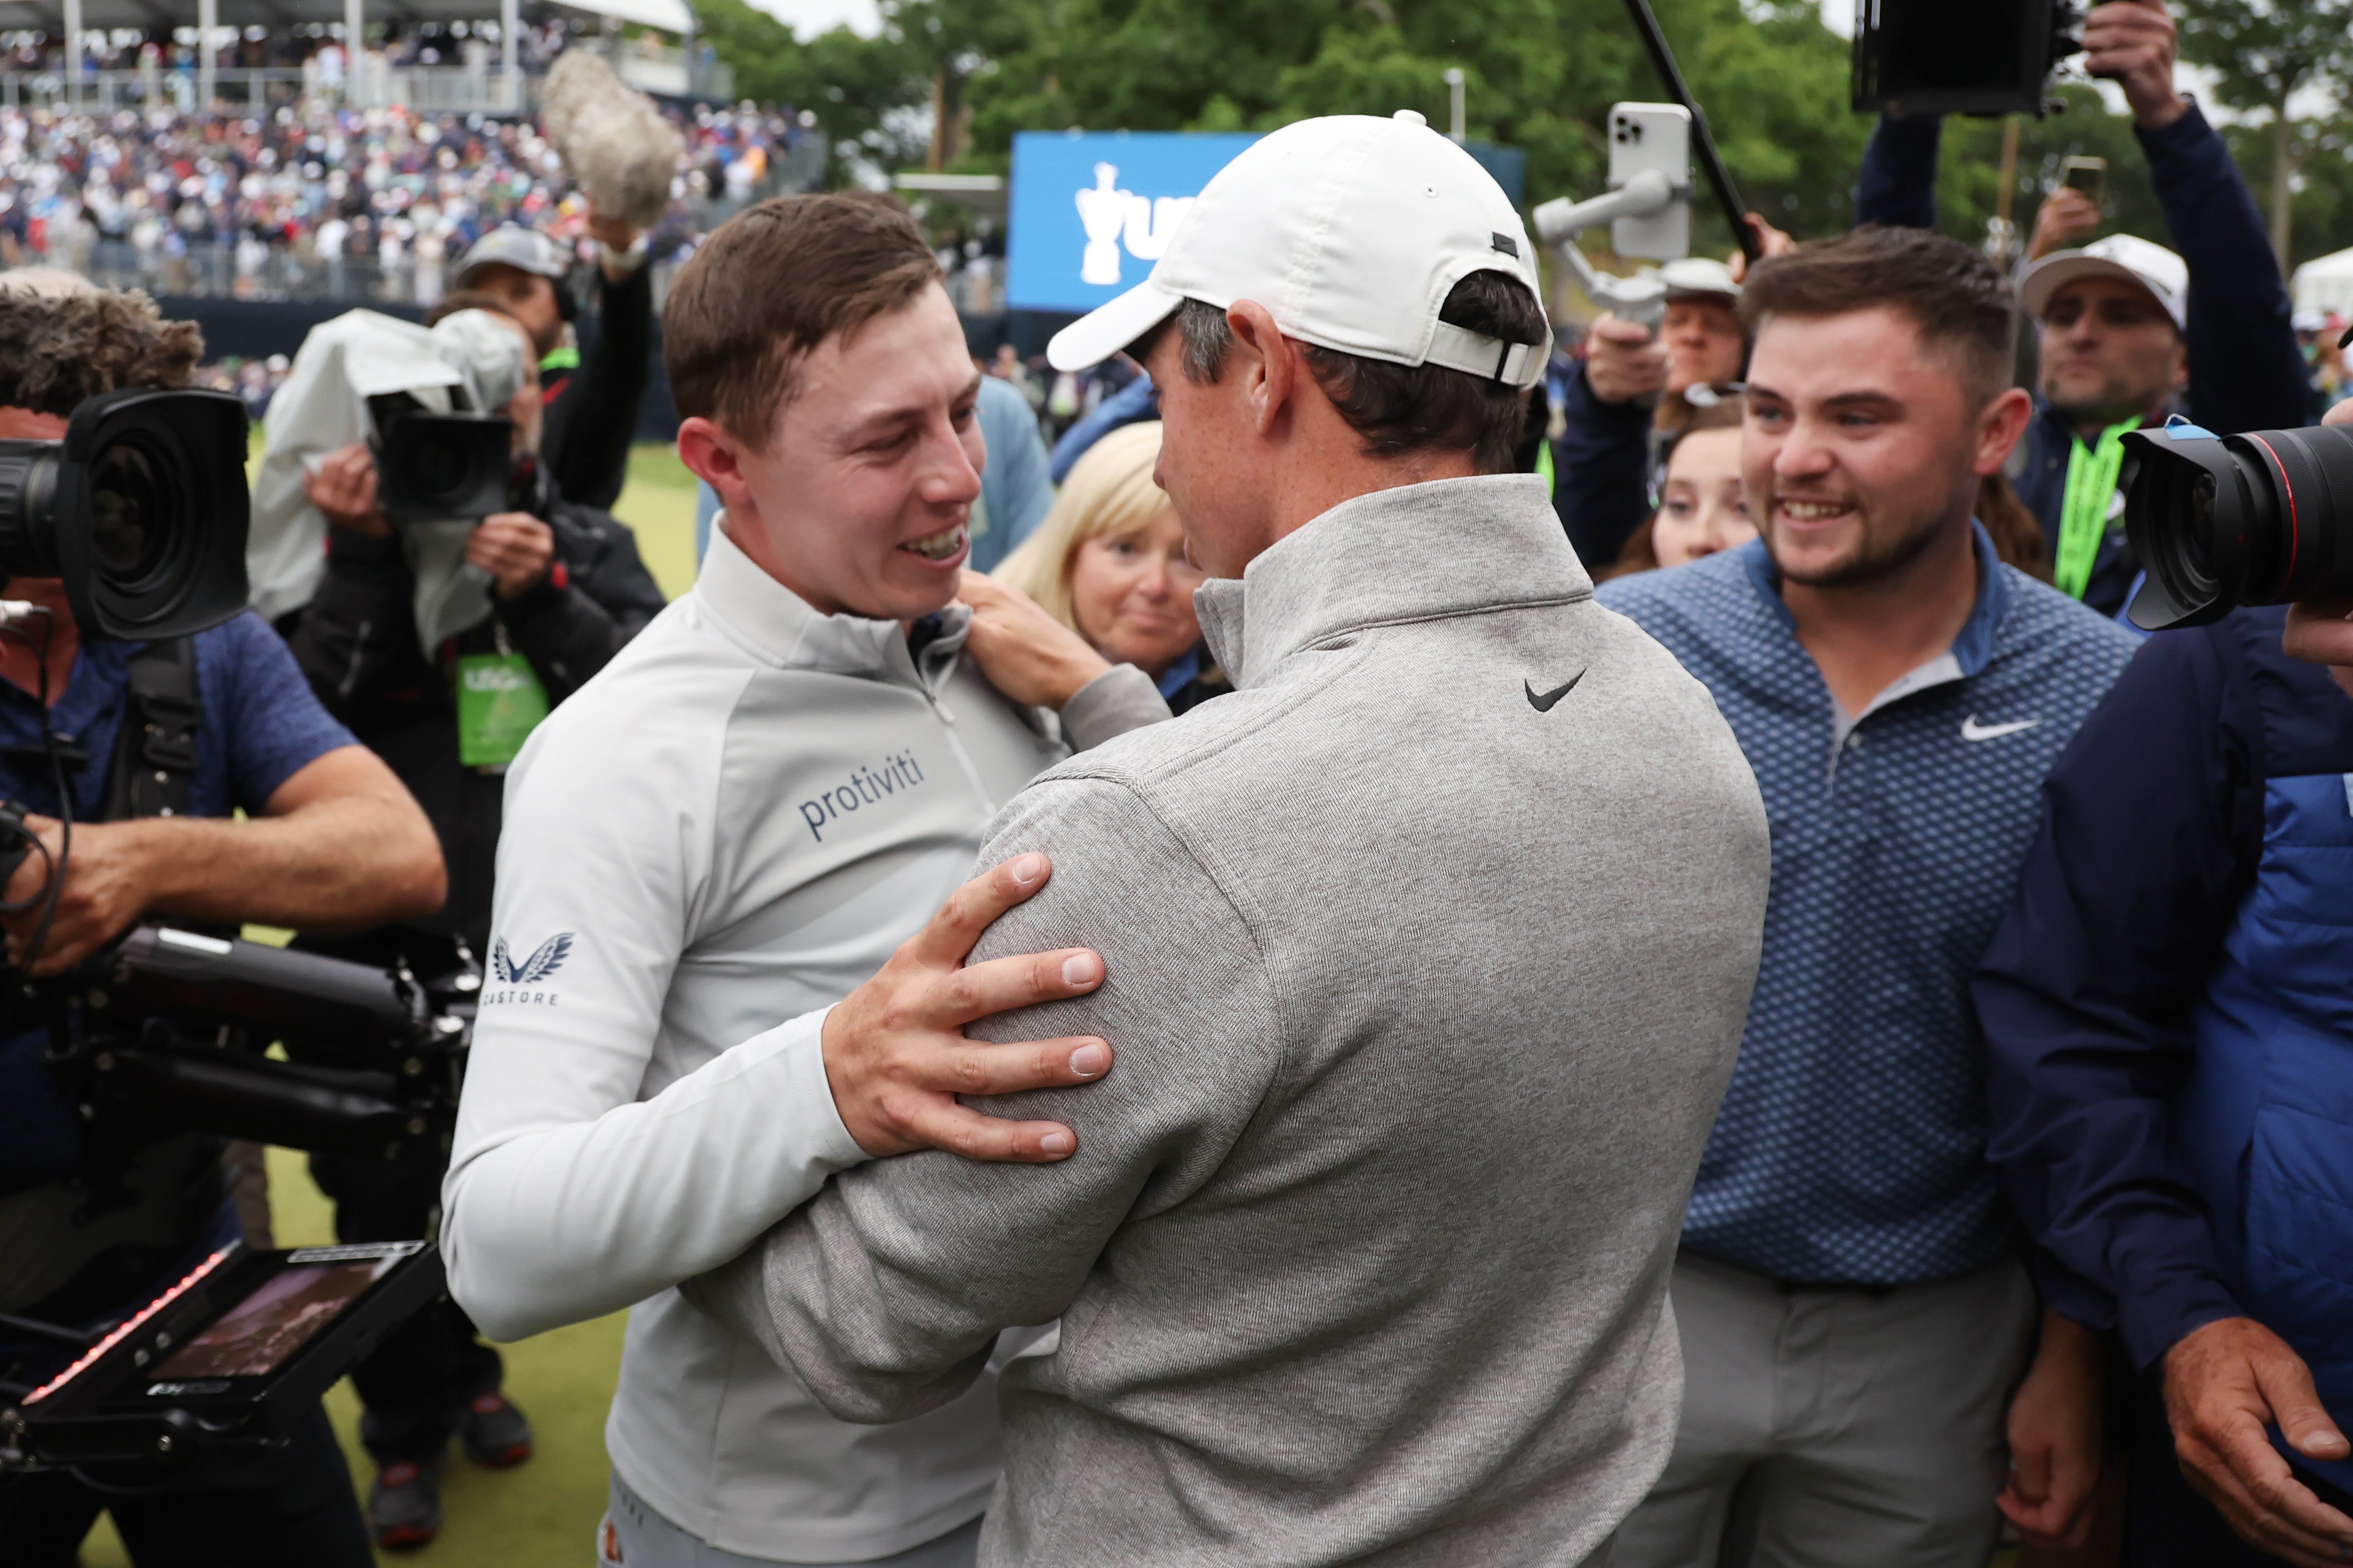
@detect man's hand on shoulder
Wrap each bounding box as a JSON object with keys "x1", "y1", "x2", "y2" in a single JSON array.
[
  {"x1": 1, "y1": 814, "x2": 152, "y2": 974},
  {"x1": 2164, "y1": 1316, "x2": 2353, "y2": 1567},
  {"x1": 824, "y1": 852, "x2": 1113, "y2": 1162},
  {"x1": 956, "y1": 571, "x2": 1113, "y2": 712}
]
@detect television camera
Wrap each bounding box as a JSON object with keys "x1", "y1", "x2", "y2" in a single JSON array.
[{"x1": 0, "y1": 911, "x2": 477, "y2": 1476}]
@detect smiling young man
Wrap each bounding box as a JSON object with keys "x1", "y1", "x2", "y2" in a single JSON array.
[
  {"x1": 1594, "y1": 226, "x2": 2143, "y2": 1567},
  {"x1": 437, "y1": 192, "x2": 1173, "y2": 1568}
]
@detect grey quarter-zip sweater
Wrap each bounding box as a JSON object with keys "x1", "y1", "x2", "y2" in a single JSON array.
[{"x1": 690, "y1": 474, "x2": 1772, "y2": 1567}]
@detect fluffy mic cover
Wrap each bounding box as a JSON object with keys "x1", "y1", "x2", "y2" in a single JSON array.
[{"x1": 541, "y1": 50, "x2": 682, "y2": 231}]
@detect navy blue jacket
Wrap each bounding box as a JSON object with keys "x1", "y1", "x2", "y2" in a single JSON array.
[
  {"x1": 1857, "y1": 105, "x2": 2307, "y2": 617},
  {"x1": 1976, "y1": 609, "x2": 2353, "y2": 1376},
  {"x1": 1551, "y1": 365, "x2": 1654, "y2": 569}
]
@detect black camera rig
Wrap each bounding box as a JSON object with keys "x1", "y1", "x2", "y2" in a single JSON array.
[{"x1": 0, "y1": 896, "x2": 478, "y2": 1478}]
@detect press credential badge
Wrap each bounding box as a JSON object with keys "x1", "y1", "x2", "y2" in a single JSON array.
[{"x1": 457, "y1": 651, "x2": 549, "y2": 767}]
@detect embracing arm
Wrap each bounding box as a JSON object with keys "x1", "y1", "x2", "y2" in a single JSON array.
[
  {"x1": 441, "y1": 704, "x2": 1118, "y2": 1341},
  {"x1": 686, "y1": 775, "x2": 1283, "y2": 1422}
]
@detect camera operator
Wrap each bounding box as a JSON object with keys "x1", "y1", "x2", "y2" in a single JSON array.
[
  {"x1": 1856, "y1": 0, "x2": 2307, "y2": 618},
  {"x1": 0, "y1": 287, "x2": 446, "y2": 1566},
  {"x1": 276, "y1": 297, "x2": 663, "y2": 1548},
  {"x1": 453, "y1": 210, "x2": 651, "y2": 512}
]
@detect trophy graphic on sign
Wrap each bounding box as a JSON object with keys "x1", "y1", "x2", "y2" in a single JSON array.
[{"x1": 1077, "y1": 163, "x2": 1128, "y2": 286}]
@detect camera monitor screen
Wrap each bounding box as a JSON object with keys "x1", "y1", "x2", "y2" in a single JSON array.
[{"x1": 152, "y1": 1257, "x2": 396, "y2": 1380}]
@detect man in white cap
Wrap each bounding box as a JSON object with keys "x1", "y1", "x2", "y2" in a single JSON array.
[
  {"x1": 689, "y1": 111, "x2": 1772, "y2": 1565},
  {"x1": 1556, "y1": 251, "x2": 1763, "y2": 567},
  {"x1": 1856, "y1": 0, "x2": 2307, "y2": 616}
]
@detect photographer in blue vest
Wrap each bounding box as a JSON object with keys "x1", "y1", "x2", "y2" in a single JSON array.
[{"x1": 1979, "y1": 393, "x2": 2353, "y2": 1568}]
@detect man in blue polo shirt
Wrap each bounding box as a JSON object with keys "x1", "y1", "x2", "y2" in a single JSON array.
[
  {"x1": 1597, "y1": 226, "x2": 2139, "y2": 1565},
  {"x1": 0, "y1": 286, "x2": 447, "y2": 1566}
]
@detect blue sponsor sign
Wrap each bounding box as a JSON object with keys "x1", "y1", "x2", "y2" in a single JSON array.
[
  {"x1": 1005, "y1": 130, "x2": 1258, "y2": 314},
  {"x1": 1003, "y1": 128, "x2": 1531, "y2": 316}
]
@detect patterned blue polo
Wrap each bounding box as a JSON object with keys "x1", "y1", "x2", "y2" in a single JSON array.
[{"x1": 1597, "y1": 528, "x2": 2138, "y2": 1283}]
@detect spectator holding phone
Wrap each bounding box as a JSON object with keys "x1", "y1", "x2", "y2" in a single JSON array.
[{"x1": 1856, "y1": 0, "x2": 2306, "y2": 619}]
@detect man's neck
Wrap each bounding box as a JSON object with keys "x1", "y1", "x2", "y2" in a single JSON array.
[
  {"x1": 1249, "y1": 449, "x2": 1481, "y2": 569},
  {"x1": 1781, "y1": 516, "x2": 1980, "y2": 718}
]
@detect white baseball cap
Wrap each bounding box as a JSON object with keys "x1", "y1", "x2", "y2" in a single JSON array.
[
  {"x1": 1046, "y1": 112, "x2": 1551, "y2": 389},
  {"x1": 1658, "y1": 256, "x2": 1741, "y2": 301},
  {"x1": 2018, "y1": 233, "x2": 2188, "y2": 333}
]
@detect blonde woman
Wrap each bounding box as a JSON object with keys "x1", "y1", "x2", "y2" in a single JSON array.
[{"x1": 992, "y1": 420, "x2": 1230, "y2": 714}]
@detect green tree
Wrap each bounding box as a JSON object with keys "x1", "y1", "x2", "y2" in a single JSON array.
[{"x1": 2174, "y1": 0, "x2": 2353, "y2": 268}]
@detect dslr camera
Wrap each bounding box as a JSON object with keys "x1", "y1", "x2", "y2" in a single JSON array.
[
  {"x1": 2120, "y1": 419, "x2": 2353, "y2": 630},
  {"x1": 367, "y1": 394, "x2": 514, "y2": 524}
]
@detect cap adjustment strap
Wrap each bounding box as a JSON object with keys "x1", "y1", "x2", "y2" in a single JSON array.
[{"x1": 1424, "y1": 320, "x2": 1550, "y2": 389}]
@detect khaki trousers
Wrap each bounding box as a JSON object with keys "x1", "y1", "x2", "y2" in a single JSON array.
[{"x1": 1615, "y1": 1250, "x2": 2036, "y2": 1568}]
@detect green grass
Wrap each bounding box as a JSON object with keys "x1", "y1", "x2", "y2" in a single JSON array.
[
  {"x1": 608, "y1": 442, "x2": 702, "y2": 602},
  {"x1": 82, "y1": 441, "x2": 695, "y2": 1565}
]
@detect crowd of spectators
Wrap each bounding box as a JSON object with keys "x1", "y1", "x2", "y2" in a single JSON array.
[{"x1": 0, "y1": 76, "x2": 818, "y2": 307}]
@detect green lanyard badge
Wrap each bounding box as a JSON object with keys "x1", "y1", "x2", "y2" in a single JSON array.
[
  {"x1": 2055, "y1": 419, "x2": 2137, "y2": 601},
  {"x1": 456, "y1": 649, "x2": 549, "y2": 768}
]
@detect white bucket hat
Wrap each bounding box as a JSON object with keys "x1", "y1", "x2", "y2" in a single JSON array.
[{"x1": 1047, "y1": 112, "x2": 1551, "y2": 388}]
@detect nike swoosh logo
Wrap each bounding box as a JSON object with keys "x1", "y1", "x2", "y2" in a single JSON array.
[
  {"x1": 1525, "y1": 671, "x2": 1586, "y2": 713},
  {"x1": 1960, "y1": 715, "x2": 2041, "y2": 742}
]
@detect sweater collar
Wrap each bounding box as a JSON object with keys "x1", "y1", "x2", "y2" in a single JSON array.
[
  {"x1": 695, "y1": 518, "x2": 970, "y2": 691},
  {"x1": 1734, "y1": 520, "x2": 2010, "y2": 677},
  {"x1": 1192, "y1": 474, "x2": 1588, "y2": 691}
]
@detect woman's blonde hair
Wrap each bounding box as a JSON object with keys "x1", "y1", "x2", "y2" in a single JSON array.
[{"x1": 994, "y1": 419, "x2": 1172, "y2": 631}]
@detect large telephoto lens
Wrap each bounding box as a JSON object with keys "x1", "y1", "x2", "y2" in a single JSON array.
[
  {"x1": 2121, "y1": 420, "x2": 2353, "y2": 631},
  {"x1": 0, "y1": 387, "x2": 250, "y2": 640}
]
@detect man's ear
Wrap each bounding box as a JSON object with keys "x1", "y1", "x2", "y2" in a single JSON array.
[
  {"x1": 1973, "y1": 386, "x2": 2036, "y2": 478},
  {"x1": 1224, "y1": 301, "x2": 1296, "y2": 439},
  {"x1": 678, "y1": 416, "x2": 759, "y2": 525}
]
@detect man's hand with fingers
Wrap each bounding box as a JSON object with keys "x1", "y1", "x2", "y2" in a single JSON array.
[
  {"x1": 823, "y1": 852, "x2": 1112, "y2": 1163},
  {"x1": 2082, "y1": 0, "x2": 2185, "y2": 130},
  {"x1": 2165, "y1": 1316, "x2": 2353, "y2": 1567},
  {"x1": 1582, "y1": 313, "x2": 1670, "y2": 407},
  {"x1": 1999, "y1": 1310, "x2": 2106, "y2": 1550}
]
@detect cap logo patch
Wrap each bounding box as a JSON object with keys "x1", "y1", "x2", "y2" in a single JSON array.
[{"x1": 1491, "y1": 232, "x2": 1520, "y2": 259}]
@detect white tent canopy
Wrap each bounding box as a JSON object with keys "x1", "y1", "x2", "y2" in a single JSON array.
[{"x1": 2292, "y1": 246, "x2": 2353, "y2": 320}]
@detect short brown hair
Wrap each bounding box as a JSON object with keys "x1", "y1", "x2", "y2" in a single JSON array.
[
  {"x1": 1158, "y1": 269, "x2": 1549, "y2": 475},
  {"x1": 0, "y1": 288, "x2": 200, "y2": 416},
  {"x1": 663, "y1": 191, "x2": 943, "y2": 446},
  {"x1": 1738, "y1": 225, "x2": 2016, "y2": 403}
]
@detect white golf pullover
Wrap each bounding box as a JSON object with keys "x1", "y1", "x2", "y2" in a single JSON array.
[{"x1": 439, "y1": 525, "x2": 1168, "y2": 1561}]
